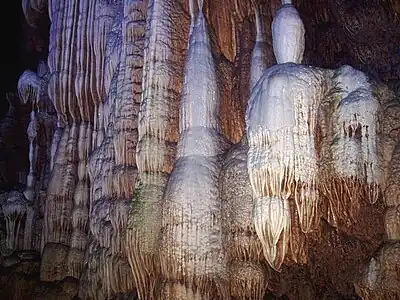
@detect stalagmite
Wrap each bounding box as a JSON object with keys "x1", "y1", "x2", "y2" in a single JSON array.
[{"x1": 160, "y1": 1, "x2": 229, "y2": 297}]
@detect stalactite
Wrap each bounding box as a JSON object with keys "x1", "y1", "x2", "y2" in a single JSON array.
[
  {"x1": 246, "y1": 64, "x2": 325, "y2": 269},
  {"x1": 18, "y1": 71, "x2": 41, "y2": 203},
  {"x1": 287, "y1": 195, "x2": 308, "y2": 264},
  {"x1": 220, "y1": 142, "x2": 267, "y2": 299},
  {"x1": 126, "y1": 0, "x2": 188, "y2": 298},
  {"x1": 14, "y1": 0, "x2": 400, "y2": 298},
  {"x1": 271, "y1": 1, "x2": 305, "y2": 64},
  {"x1": 250, "y1": 0, "x2": 269, "y2": 91},
  {"x1": 1, "y1": 192, "x2": 28, "y2": 251},
  {"x1": 160, "y1": 2, "x2": 229, "y2": 298},
  {"x1": 68, "y1": 122, "x2": 91, "y2": 278},
  {"x1": 319, "y1": 66, "x2": 382, "y2": 227},
  {"x1": 17, "y1": 62, "x2": 56, "y2": 252},
  {"x1": 245, "y1": 1, "x2": 331, "y2": 270}
]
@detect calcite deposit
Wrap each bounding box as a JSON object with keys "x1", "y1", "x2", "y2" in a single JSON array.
[{"x1": 0, "y1": 0, "x2": 399, "y2": 299}]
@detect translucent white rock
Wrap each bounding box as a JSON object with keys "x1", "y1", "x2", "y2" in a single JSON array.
[
  {"x1": 161, "y1": 3, "x2": 226, "y2": 295},
  {"x1": 272, "y1": 3, "x2": 305, "y2": 64},
  {"x1": 246, "y1": 64, "x2": 325, "y2": 267},
  {"x1": 331, "y1": 65, "x2": 381, "y2": 203}
]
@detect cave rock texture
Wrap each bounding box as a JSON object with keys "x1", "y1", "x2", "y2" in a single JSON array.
[{"x1": 0, "y1": 0, "x2": 400, "y2": 299}]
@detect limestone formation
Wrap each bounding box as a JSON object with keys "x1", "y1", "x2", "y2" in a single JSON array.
[{"x1": 0, "y1": 0, "x2": 399, "y2": 299}]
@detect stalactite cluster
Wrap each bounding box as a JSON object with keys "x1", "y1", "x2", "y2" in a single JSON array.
[
  {"x1": 125, "y1": 0, "x2": 188, "y2": 298},
  {"x1": 1, "y1": 0, "x2": 399, "y2": 299},
  {"x1": 83, "y1": 0, "x2": 146, "y2": 298}
]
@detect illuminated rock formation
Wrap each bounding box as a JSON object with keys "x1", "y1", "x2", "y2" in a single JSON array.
[
  {"x1": 17, "y1": 61, "x2": 56, "y2": 252},
  {"x1": 220, "y1": 141, "x2": 268, "y2": 299},
  {"x1": 247, "y1": 1, "x2": 323, "y2": 270},
  {"x1": 160, "y1": 0, "x2": 230, "y2": 297},
  {"x1": 246, "y1": 1, "x2": 400, "y2": 283},
  {"x1": 0, "y1": 0, "x2": 399, "y2": 299},
  {"x1": 126, "y1": 0, "x2": 187, "y2": 298}
]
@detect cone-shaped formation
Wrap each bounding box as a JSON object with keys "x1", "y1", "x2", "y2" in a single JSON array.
[
  {"x1": 160, "y1": 2, "x2": 229, "y2": 297},
  {"x1": 272, "y1": 2, "x2": 305, "y2": 64},
  {"x1": 250, "y1": 0, "x2": 269, "y2": 91},
  {"x1": 17, "y1": 71, "x2": 41, "y2": 105},
  {"x1": 17, "y1": 62, "x2": 56, "y2": 252},
  {"x1": 13, "y1": 0, "x2": 400, "y2": 298},
  {"x1": 179, "y1": 8, "x2": 220, "y2": 132}
]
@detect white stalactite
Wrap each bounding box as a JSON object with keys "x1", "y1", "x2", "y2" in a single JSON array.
[
  {"x1": 319, "y1": 65, "x2": 382, "y2": 226},
  {"x1": 272, "y1": 3, "x2": 305, "y2": 64},
  {"x1": 246, "y1": 64, "x2": 325, "y2": 268},
  {"x1": 161, "y1": 3, "x2": 228, "y2": 297},
  {"x1": 332, "y1": 66, "x2": 380, "y2": 200},
  {"x1": 18, "y1": 71, "x2": 41, "y2": 202}
]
